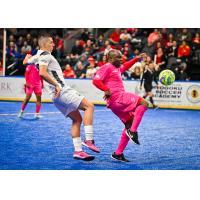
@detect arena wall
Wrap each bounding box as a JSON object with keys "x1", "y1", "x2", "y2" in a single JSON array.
[{"x1": 0, "y1": 77, "x2": 200, "y2": 110}]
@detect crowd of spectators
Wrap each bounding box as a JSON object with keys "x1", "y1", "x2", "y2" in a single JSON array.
[{"x1": 4, "y1": 28, "x2": 200, "y2": 80}]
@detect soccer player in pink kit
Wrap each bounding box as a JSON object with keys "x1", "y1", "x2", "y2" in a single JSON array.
[
  {"x1": 93, "y1": 49, "x2": 148, "y2": 162},
  {"x1": 18, "y1": 54, "x2": 43, "y2": 119}
]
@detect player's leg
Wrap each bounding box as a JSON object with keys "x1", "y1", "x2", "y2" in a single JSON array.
[
  {"x1": 112, "y1": 125, "x2": 131, "y2": 162},
  {"x1": 78, "y1": 98, "x2": 100, "y2": 153},
  {"x1": 126, "y1": 98, "x2": 148, "y2": 144},
  {"x1": 148, "y1": 91, "x2": 158, "y2": 108},
  {"x1": 34, "y1": 85, "x2": 43, "y2": 118},
  {"x1": 68, "y1": 110, "x2": 95, "y2": 161},
  {"x1": 18, "y1": 86, "x2": 32, "y2": 118},
  {"x1": 35, "y1": 93, "x2": 42, "y2": 118}
]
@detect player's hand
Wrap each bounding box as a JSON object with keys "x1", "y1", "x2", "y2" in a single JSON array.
[
  {"x1": 103, "y1": 90, "x2": 111, "y2": 100},
  {"x1": 23, "y1": 54, "x2": 32, "y2": 65},
  {"x1": 54, "y1": 84, "x2": 62, "y2": 98},
  {"x1": 138, "y1": 53, "x2": 146, "y2": 59}
]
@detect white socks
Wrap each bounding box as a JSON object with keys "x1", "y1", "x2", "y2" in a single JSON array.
[
  {"x1": 72, "y1": 137, "x2": 82, "y2": 152},
  {"x1": 84, "y1": 125, "x2": 93, "y2": 141}
]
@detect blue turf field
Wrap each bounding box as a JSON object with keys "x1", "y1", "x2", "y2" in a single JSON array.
[{"x1": 0, "y1": 101, "x2": 200, "y2": 170}]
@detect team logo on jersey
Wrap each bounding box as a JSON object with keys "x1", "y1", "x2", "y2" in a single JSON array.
[{"x1": 186, "y1": 85, "x2": 200, "y2": 103}]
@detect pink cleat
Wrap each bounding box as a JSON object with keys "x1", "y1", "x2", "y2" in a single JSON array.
[
  {"x1": 73, "y1": 151, "x2": 95, "y2": 161},
  {"x1": 82, "y1": 140, "x2": 100, "y2": 153}
]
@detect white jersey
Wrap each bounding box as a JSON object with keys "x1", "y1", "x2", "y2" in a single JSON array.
[{"x1": 28, "y1": 50, "x2": 68, "y2": 96}]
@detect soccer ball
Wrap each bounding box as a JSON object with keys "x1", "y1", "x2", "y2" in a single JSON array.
[{"x1": 159, "y1": 69, "x2": 175, "y2": 86}]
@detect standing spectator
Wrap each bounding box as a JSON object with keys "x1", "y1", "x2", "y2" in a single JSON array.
[
  {"x1": 177, "y1": 28, "x2": 192, "y2": 43},
  {"x1": 63, "y1": 64, "x2": 76, "y2": 78}
]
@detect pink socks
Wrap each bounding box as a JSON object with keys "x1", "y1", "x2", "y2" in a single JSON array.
[
  {"x1": 115, "y1": 129, "x2": 129, "y2": 155},
  {"x1": 130, "y1": 105, "x2": 147, "y2": 133},
  {"x1": 36, "y1": 104, "x2": 41, "y2": 113}
]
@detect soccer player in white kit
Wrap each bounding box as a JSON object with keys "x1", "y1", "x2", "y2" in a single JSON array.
[{"x1": 26, "y1": 34, "x2": 100, "y2": 161}]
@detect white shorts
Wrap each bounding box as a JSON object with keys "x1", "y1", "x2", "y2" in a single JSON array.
[{"x1": 53, "y1": 86, "x2": 84, "y2": 117}]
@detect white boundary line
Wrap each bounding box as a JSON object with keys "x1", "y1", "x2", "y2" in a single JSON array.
[{"x1": 0, "y1": 110, "x2": 111, "y2": 116}]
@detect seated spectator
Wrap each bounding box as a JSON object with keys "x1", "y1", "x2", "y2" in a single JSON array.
[
  {"x1": 54, "y1": 34, "x2": 64, "y2": 59},
  {"x1": 119, "y1": 29, "x2": 132, "y2": 45},
  {"x1": 192, "y1": 32, "x2": 200, "y2": 52},
  {"x1": 75, "y1": 61, "x2": 86, "y2": 78},
  {"x1": 154, "y1": 47, "x2": 166, "y2": 70},
  {"x1": 109, "y1": 28, "x2": 121, "y2": 45},
  {"x1": 86, "y1": 57, "x2": 97, "y2": 79},
  {"x1": 178, "y1": 40, "x2": 191, "y2": 62},
  {"x1": 177, "y1": 28, "x2": 192, "y2": 43},
  {"x1": 121, "y1": 43, "x2": 134, "y2": 60},
  {"x1": 63, "y1": 64, "x2": 76, "y2": 78},
  {"x1": 83, "y1": 39, "x2": 94, "y2": 55},
  {"x1": 22, "y1": 41, "x2": 32, "y2": 54},
  {"x1": 97, "y1": 34, "x2": 105, "y2": 47},
  {"x1": 71, "y1": 40, "x2": 84, "y2": 57},
  {"x1": 148, "y1": 29, "x2": 160, "y2": 45},
  {"x1": 80, "y1": 28, "x2": 90, "y2": 42},
  {"x1": 98, "y1": 55, "x2": 107, "y2": 67},
  {"x1": 165, "y1": 33, "x2": 175, "y2": 48}
]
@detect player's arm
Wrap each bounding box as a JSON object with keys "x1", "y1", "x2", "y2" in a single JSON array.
[
  {"x1": 120, "y1": 53, "x2": 146, "y2": 73},
  {"x1": 39, "y1": 65, "x2": 61, "y2": 97},
  {"x1": 93, "y1": 79, "x2": 111, "y2": 99}
]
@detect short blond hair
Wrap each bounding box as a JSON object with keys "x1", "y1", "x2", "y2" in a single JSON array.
[{"x1": 38, "y1": 34, "x2": 51, "y2": 48}]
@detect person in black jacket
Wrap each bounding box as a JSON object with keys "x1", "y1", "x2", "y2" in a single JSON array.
[{"x1": 140, "y1": 61, "x2": 159, "y2": 108}]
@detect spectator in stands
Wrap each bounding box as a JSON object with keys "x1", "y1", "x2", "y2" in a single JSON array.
[
  {"x1": 80, "y1": 28, "x2": 90, "y2": 42},
  {"x1": 63, "y1": 64, "x2": 76, "y2": 78},
  {"x1": 83, "y1": 39, "x2": 94, "y2": 55},
  {"x1": 154, "y1": 47, "x2": 166, "y2": 70},
  {"x1": 119, "y1": 29, "x2": 132, "y2": 45},
  {"x1": 121, "y1": 43, "x2": 134, "y2": 60},
  {"x1": 192, "y1": 32, "x2": 200, "y2": 52},
  {"x1": 98, "y1": 55, "x2": 107, "y2": 67},
  {"x1": 97, "y1": 34, "x2": 105, "y2": 47},
  {"x1": 75, "y1": 61, "x2": 86, "y2": 78},
  {"x1": 54, "y1": 34, "x2": 64, "y2": 59},
  {"x1": 165, "y1": 33, "x2": 175, "y2": 48},
  {"x1": 26, "y1": 33, "x2": 33, "y2": 46},
  {"x1": 178, "y1": 40, "x2": 191, "y2": 63},
  {"x1": 16, "y1": 36, "x2": 24, "y2": 49},
  {"x1": 177, "y1": 28, "x2": 192, "y2": 43},
  {"x1": 22, "y1": 41, "x2": 32, "y2": 54},
  {"x1": 147, "y1": 29, "x2": 160, "y2": 45},
  {"x1": 86, "y1": 57, "x2": 97, "y2": 79},
  {"x1": 71, "y1": 40, "x2": 84, "y2": 56},
  {"x1": 109, "y1": 28, "x2": 121, "y2": 45}
]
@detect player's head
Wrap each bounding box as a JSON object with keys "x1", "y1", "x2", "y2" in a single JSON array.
[
  {"x1": 38, "y1": 34, "x2": 55, "y2": 53},
  {"x1": 107, "y1": 49, "x2": 122, "y2": 68}
]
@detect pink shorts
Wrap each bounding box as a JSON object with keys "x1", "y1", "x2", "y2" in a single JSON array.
[
  {"x1": 107, "y1": 92, "x2": 142, "y2": 124},
  {"x1": 25, "y1": 85, "x2": 42, "y2": 95}
]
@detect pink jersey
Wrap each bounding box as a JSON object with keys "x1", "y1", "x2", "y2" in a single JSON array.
[
  {"x1": 93, "y1": 62, "x2": 142, "y2": 123},
  {"x1": 94, "y1": 63, "x2": 128, "y2": 100},
  {"x1": 25, "y1": 64, "x2": 42, "y2": 87}
]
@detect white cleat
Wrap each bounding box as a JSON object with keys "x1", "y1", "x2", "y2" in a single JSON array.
[
  {"x1": 34, "y1": 113, "x2": 41, "y2": 119},
  {"x1": 18, "y1": 111, "x2": 24, "y2": 118}
]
